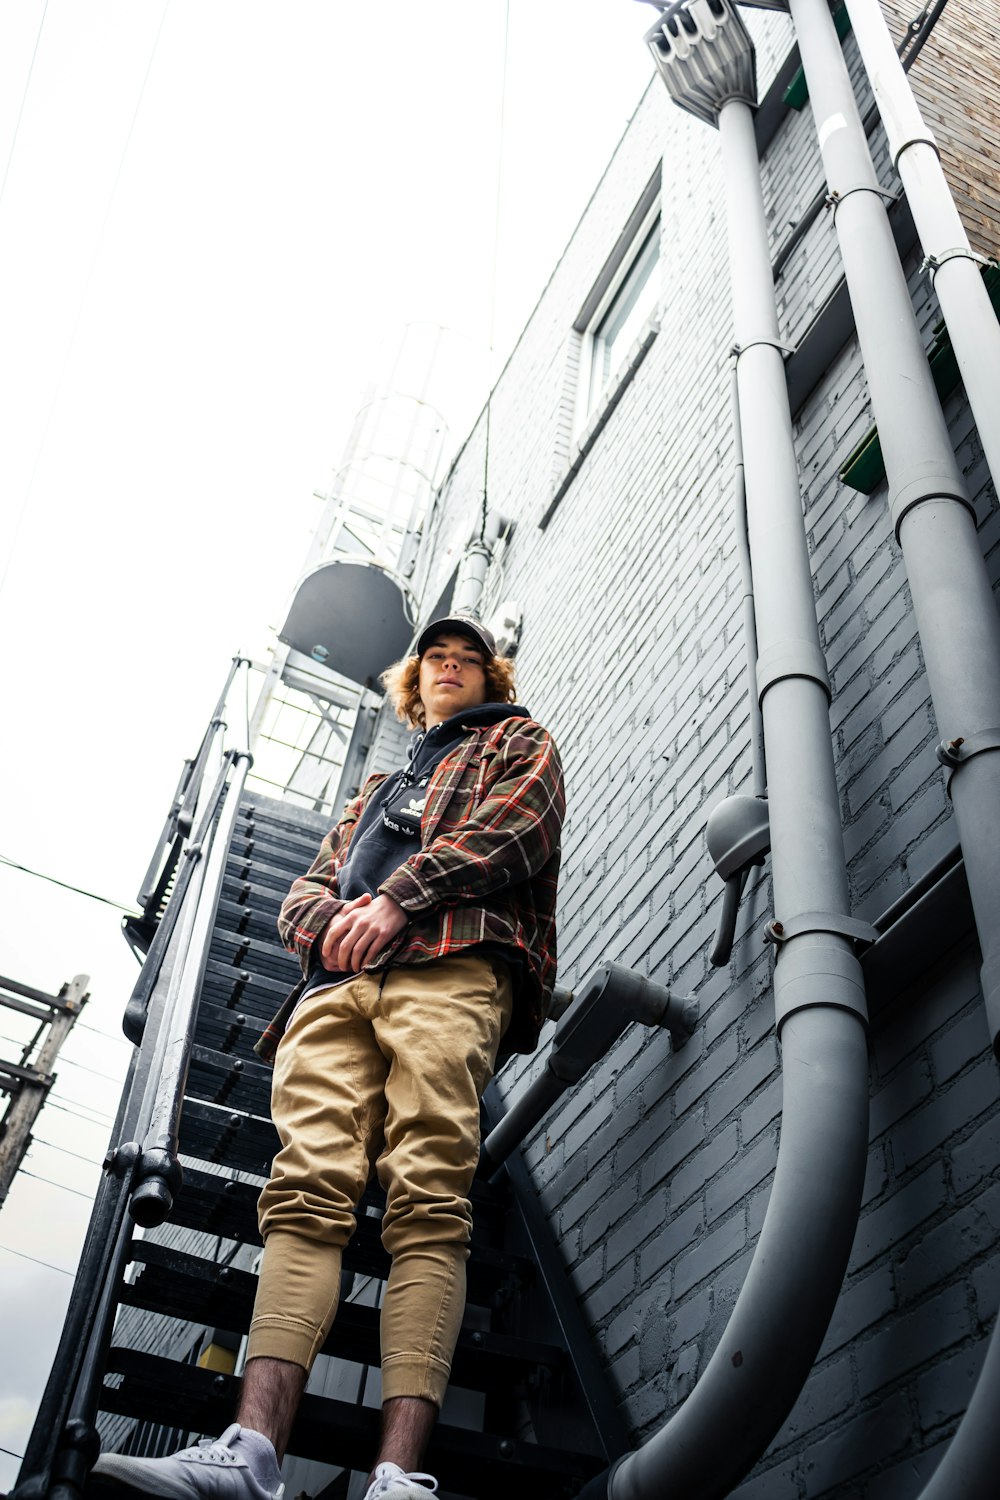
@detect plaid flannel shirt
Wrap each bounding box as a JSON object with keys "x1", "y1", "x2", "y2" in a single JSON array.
[{"x1": 255, "y1": 714, "x2": 564, "y2": 1062}]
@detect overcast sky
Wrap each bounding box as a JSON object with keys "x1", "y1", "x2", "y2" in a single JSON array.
[{"x1": 0, "y1": 0, "x2": 655, "y2": 1475}]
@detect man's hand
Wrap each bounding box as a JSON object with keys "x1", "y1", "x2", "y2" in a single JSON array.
[{"x1": 319, "y1": 892, "x2": 408, "y2": 973}]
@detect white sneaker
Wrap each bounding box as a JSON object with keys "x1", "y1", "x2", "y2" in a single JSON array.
[
  {"x1": 362, "y1": 1464, "x2": 438, "y2": 1500},
  {"x1": 91, "y1": 1424, "x2": 284, "y2": 1500}
]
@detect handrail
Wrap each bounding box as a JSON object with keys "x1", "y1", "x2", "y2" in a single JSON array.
[
  {"x1": 130, "y1": 751, "x2": 252, "y2": 1225},
  {"x1": 134, "y1": 756, "x2": 192, "y2": 913},
  {"x1": 134, "y1": 655, "x2": 248, "y2": 922},
  {"x1": 121, "y1": 753, "x2": 235, "y2": 1044},
  {"x1": 14, "y1": 748, "x2": 251, "y2": 1500}
]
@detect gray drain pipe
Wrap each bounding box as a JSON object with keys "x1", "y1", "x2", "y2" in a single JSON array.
[
  {"x1": 784, "y1": 0, "x2": 1000, "y2": 1045},
  {"x1": 579, "y1": 7, "x2": 871, "y2": 1497},
  {"x1": 451, "y1": 509, "x2": 504, "y2": 616},
  {"x1": 755, "y1": 5, "x2": 1000, "y2": 1494},
  {"x1": 777, "y1": 5, "x2": 1000, "y2": 1492},
  {"x1": 842, "y1": 0, "x2": 1000, "y2": 498}
]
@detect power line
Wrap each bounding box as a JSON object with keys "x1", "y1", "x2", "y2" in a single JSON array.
[
  {"x1": 1, "y1": 1442, "x2": 25, "y2": 1459},
  {"x1": 55, "y1": 1054, "x2": 126, "y2": 1086},
  {"x1": 32, "y1": 1137, "x2": 103, "y2": 1167},
  {"x1": 0, "y1": 1043, "x2": 125, "y2": 1087},
  {"x1": 0, "y1": 0, "x2": 50, "y2": 219},
  {"x1": 77, "y1": 1019, "x2": 132, "y2": 1045},
  {"x1": 0, "y1": 1031, "x2": 35, "y2": 1054},
  {"x1": 20, "y1": 1168, "x2": 96, "y2": 1200},
  {"x1": 46, "y1": 1097, "x2": 114, "y2": 1127},
  {"x1": 0, "y1": 851, "x2": 137, "y2": 914},
  {"x1": 0, "y1": 1242, "x2": 73, "y2": 1279}
]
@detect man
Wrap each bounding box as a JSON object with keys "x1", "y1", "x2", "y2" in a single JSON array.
[{"x1": 93, "y1": 614, "x2": 565, "y2": 1500}]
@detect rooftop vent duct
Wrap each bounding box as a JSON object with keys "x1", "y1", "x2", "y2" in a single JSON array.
[{"x1": 644, "y1": 0, "x2": 757, "y2": 128}]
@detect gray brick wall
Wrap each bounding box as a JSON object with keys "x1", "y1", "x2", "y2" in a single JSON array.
[{"x1": 358, "y1": 6, "x2": 1000, "y2": 1493}]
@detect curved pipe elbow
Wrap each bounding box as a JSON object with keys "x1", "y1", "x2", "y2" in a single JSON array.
[{"x1": 608, "y1": 1004, "x2": 869, "y2": 1500}]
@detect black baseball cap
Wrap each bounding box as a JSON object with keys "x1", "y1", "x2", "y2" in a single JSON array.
[{"x1": 415, "y1": 614, "x2": 497, "y2": 659}]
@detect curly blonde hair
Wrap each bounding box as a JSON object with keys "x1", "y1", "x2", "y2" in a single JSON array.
[{"x1": 381, "y1": 649, "x2": 517, "y2": 729}]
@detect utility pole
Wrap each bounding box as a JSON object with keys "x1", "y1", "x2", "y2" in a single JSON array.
[{"x1": 0, "y1": 972, "x2": 90, "y2": 1209}]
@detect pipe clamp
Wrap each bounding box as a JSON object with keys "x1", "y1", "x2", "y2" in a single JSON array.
[
  {"x1": 756, "y1": 638, "x2": 831, "y2": 703},
  {"x1": 892, "y1": 134, "x2": 941, "y2": 171},
  {"x1": 935, "y1": 727, "x2": 1000, "y2": 792},
  {"x1": 731, "y1": 337, "x2": 795, "y2": 363},
  {"x1": 921, "y1": 247, "x2": 995, "y2": 285},
  {"x1": 888, "y1": 458, "x2": 974, "y2": 537},
  {"x1": 764, "y1": 911, "x2": 877, "y2": 950},
  {"x1": 826, "y1": 184, "x2": 897, "y2": 221}
]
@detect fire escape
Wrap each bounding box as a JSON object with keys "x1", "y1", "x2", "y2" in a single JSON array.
[{"x1": 12, "y1": 328, "x2": 697, "y2": 1499}]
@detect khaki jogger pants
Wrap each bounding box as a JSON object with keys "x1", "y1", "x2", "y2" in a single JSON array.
[{"x1": 248, "y1": 952, "x2": 513, "y2": 1406}]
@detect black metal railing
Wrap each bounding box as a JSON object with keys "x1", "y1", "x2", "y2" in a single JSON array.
[
  {"x1": 14, "y1": 749, "x2": 251, "y2": 1500},
  {"x1": 125, "y1": 657, "x2": 249, "y2": 960}
]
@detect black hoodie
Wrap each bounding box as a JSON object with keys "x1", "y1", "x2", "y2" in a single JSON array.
[
  {"x1": 337, "y1": 702, "x2": 529, "y2": 902},
  {"x1": 300, "y1": 703, "x2": 529, "y2": 998}
]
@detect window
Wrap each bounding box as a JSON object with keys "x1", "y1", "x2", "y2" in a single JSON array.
[
  {"x1": 574, "y1": 169, "x2": 662, "y2": 429},
  {"x1": 584, "y1": 216, "x2": 660, "y2": 414},
  {"x1": 542, "y1": 167, "x2": 663, "y2": 530}
]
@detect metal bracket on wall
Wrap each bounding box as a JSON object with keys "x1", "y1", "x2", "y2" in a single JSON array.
[
  {"x1": 764, "y1": 910, "x2": 878, "y2": 950},
  {"x1": 730, "y1": 337, "x2": 796, "y2": 362},
  {"x1": 891, "y1": 133, "x2": 941, "y2": 171},
  {"x1": 921, "y1": 247, "x2": 996, "y2": 285},
  {"x1": 936, "y1": 727, "x2": 1000, "y2": 793},
  {"x1": 825, "y1": 184, "x2": 898, "y2": 221}
]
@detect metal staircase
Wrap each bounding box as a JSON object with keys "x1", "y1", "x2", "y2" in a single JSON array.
[{"x1": 15, "y1": 777, "x2": 628, "y2": 1500}]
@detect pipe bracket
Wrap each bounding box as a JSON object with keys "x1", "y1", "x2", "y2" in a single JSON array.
[
  {"x1": 892, "y1": 134, "x2": 940, "y2": 172},
  {"x1": 826, "y1": 184, "x2": 898, "y2": 221},
  {"x1": 935, "y1": 727, "x2": 1000, "y2": 793},
  {"x1": 730, "y1": 337, "x2": 796, "y2": 363},
  {"x1": 888, "y1": 458, "x2": 974, "y2": 538},
  {"x1": 756, "y1": 638, "x2": 831, "y2": 703},
  {"x1": 764, "y1": 910, "x2": 877, "y2": 950},
  {"x1": 921, "y1": 247, "x2": 995, "y2": 285}
]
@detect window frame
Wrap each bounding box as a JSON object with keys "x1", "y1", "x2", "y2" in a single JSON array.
[{"x1": 572, "y1": 167, "x2": 662, "y2": 435}]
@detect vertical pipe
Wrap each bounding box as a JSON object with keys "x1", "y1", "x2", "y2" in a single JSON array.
[
  {"x1": 788, "y1": 0, "x2": 1000, "y2": 1053},
  {"x1": 729, "y1": 361, "x2": 767, "y2": 798},
  {"x1": 452, "y1": 509, "x2": 503, "y2": 616},
  {"x1": 843, "y1": 0, "x2": 1000, "y2": 496},
  {"x1": 599, "y1": 86, "x2": 870, "y2": 1500}
]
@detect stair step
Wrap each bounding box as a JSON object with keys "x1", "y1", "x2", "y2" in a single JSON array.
[
  {"x1": 193, "y1": 1004, "x2": 269, "y2": 1061},
  {"x1": 187, "y1": 1044, "x2": 273, "y2": 1114},
  {"x1": 239, "y1": 790, "x2": 332, "y2": 835},
  {"x1": 168, "y1": 1168, "x2": 525, "y2": 1298},
  {"x1": 208, "y1": 932, "x2": 301, "y2": 984},
  {"x1": 179, "y1": 1097, "x2": 278, "y2": 1176},
  {"x1": 220, "y1": 876, "x2": 284, "y2": 916},
  {"x1": 120, "y1": 1244, "x2": 562, "y2": 1392},
  {"x1": 222, "y1": 851, "x2": 309, "y2": 898},
  {"x1": 228, "y1": 835, "x2": 311, "y2": 881},
  {"x1": 238, "y1": 802, "x2": 330, "y2": 843},
  {"x1": 96, "y1": 1351, "x2": 603, "y2": 1499},
  {"x1": 213, "y1": 898, "x2": 283, "y2": 943},
  {"x1": 203, "y1": 956, "x2": 291, "y2": 1002}
]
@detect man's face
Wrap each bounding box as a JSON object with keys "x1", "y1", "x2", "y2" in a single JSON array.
[{"x1": 418, "y1": 632, "x2": 488, "y2": 728}]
